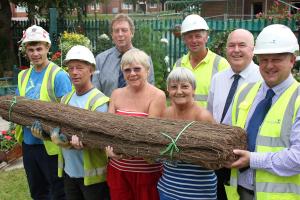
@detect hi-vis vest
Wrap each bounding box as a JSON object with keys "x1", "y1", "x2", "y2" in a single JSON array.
[
  {"x1": 174, "y1": 50, "x2": 228, "y2": 108},
  {"x1": 16, "y1": 62, "x2": 63, "y2": 155},
  {"x1": 58, "y1": 88, "x2": 109, "y2": 186},
  {"x1": 225, "y1": 81, "x2": 300, "y2": 200}
]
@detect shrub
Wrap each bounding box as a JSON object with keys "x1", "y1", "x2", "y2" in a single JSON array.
[
  {"x1": 133, "y1": 25, "x2": 169, "y2": 91},
  {"x1": 51, "y1": 32, "x2": 91, "y2": 67}
]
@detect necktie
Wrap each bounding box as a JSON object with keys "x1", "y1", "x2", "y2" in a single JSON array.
[
  {"x1": 117, "y1": 53, "x2": 126, "y2": 88},
  {"x1": 246, "y1": 89, "x2": 275, "y2": 152},
  {"x1": 220, "y1": 74, "x2": 241, "y2": 123}
]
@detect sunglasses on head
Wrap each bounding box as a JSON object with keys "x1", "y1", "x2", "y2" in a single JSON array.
[{"x1": 122, "y1": 67, "x2": 142, "y2": 74}]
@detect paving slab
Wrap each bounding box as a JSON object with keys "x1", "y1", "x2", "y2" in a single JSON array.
[{"x1": 0, "y1": 117, "x2": 9, "y2": 131}]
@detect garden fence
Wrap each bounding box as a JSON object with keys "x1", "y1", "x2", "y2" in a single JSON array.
[{"x1": 11, "y1": 18, "x2": 298, "y2": 67}]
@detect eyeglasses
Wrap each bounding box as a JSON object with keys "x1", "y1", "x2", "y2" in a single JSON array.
[{"x1": 122, "y1": 67, "x2": 142, "y2": 74}]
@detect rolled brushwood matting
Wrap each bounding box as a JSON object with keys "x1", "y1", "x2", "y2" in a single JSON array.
[{"x1": 0, "y1": 95, "x2": 247, "y2": 169}]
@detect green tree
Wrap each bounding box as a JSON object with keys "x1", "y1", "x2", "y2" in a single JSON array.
[{"x1": 0, "y1": 0, "x2": 17, "y2": 77}]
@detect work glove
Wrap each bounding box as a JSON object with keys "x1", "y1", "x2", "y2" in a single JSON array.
[
  {"x1": 31, "y1": 120, "x2": 50, "y2": 140},
  {"x1": 50, "y1": 127, "x2": 71, "y2": 148}
]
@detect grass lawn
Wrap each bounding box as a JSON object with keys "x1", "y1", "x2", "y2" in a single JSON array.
[{"x1": 0, "y1": 169, "x2": 31, "y2": 200}]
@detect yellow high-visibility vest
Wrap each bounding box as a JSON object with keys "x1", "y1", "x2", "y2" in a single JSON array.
[
  {"x1": 226, "y1": 81, "x2": 300, "y2": 200},
  {"x1": 174, "y1": 49, "x2": 229, "y2": 108},
  {"x1": 16, "y1": 63, "x2": 63, "y2": 155},
  {"x1": 58, "y1": 88, "x2": 109, "y2": 185}
]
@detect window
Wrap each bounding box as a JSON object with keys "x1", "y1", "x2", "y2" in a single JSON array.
[
  {"x1": 16, "y1": 6, "x2": 26, "y2": 12},
  {"x1": 122, "y1": 3, "x2": 133, "y2": 10},
  {"x1": 91, "y1": 3, "x2": 100, "y2": 11},
  {"x1": 149, "y1": 3, "x2": 157, "y2": 8}
]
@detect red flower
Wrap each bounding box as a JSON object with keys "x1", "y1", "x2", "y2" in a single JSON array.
[
  {"x1": 52, "y1": 51, "x2": 62, "y2": 61},
  {"x1": 4, "y1": 135, "x2": 12, "y2": 140},
  {"x1": 19, "y1": 66, "x2": 29, "y2": 70},
  {"x1": 1, "y1": 130, "x2": 7, "y2": 135}
]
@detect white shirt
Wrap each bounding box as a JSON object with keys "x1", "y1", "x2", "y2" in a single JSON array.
[{"x1": 207, "y1": 61, "x2": 261, "y2": 124}]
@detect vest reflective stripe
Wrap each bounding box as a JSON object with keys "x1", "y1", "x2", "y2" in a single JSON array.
[
  {"x1": 212, "y1": 54, "x2": 221, "y2": 76},
  {"x1": 231, "y1": 83, "x2": 255, "y2": 125},
  {"x1": 84, "y1": 166, "x2": 106, "y2": 177},
  {"x1": 256, "y1": 182, "x2": 300, "y2": 194},
  {"x1": 59, "y1": 88, "x2": 109, "y2": 186},
  {"x1": 227, "y1": 81, "x2": 300, "y2": 200},
  {"x1": 235, "y1": 82, "x2": 260, "y2": 127},
  {"x1": 175, "y1": 54, "x2": 222, "y2": 107},
  {"x1": 16, "y1": 63, "x2": 62, "y2": 155},
  {"x1": 46, "y1": 65, "x2": 61, "y2": 102},
  {"x1": 175, "y1": 57, "x2": 182, "y2": 68},
  {"x1": 194, "y1": 94, "x2": 208, "y2": 101}
]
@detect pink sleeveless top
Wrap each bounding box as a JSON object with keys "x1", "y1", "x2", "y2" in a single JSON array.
[{"x1": 108, "y1": 110, "x2": 162, "y2": 173}]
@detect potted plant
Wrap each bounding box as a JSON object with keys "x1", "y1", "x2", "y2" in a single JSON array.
[{"x1": 0, "y1": 124, "x2": 22, "y2": 163}]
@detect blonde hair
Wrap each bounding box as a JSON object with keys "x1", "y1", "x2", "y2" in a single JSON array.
[{"x1": 121, "y1": 49, "x2": 150, "y2": 71}]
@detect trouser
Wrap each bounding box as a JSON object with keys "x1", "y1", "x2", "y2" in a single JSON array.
[
  {"x1": 237, "y1": 185, "x2": 254, "y2": 200},
  {"x1": 107, "y1": 164, "x2": 161, "y2": 200},
  {"x1": 64, "y1": 173, "x2": 110, "y2": 200},
  {"x1": 22, "y1": 143, "x2": 65, "y2": 200},
  {"x1": 215, "y1": 168, "x2": 230, "y2": 200}
]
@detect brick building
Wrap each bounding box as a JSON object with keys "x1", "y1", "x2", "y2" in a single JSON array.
[
  {"x1": 201, "y1": 0, "x2": 300, "y2": 19},
  {"x1": 10, "y1": 0, "x2": 300, "y2": 19}
]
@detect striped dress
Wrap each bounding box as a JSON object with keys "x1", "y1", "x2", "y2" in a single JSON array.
[{"x1": 157, "y1": 161, "x2": 217, "y2": 200}]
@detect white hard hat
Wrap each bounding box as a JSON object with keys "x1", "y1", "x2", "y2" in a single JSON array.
[
  {"x1": 181, "y1": 14, "x2": 209, "y2": 34},
  {"x1": 254, "y1": 24, "x2": 299, "y2": 54},
  {"x1": 21, "y1": 25, "x2": 51, "y2": 45},
  {"x1": 64, "y1": 45, "x2": 96, "y2": 68}
]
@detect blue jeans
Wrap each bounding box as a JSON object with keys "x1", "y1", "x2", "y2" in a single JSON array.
[{"x1": 22, "y1": 143, "x2": 65, "y2": 200}]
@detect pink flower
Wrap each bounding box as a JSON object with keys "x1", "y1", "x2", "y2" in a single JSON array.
[
  {"x1": 4, "y1": 135, "x2": 12, "y2": 140},
  {"x1": 1, "y1": 130, "x2": 7, "y2": 135}
]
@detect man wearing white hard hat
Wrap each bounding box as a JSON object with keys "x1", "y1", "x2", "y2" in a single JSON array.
[
  {"x1": 16, "y1": 25, "x2": 72, "y2": 199},
  {"x1": 32, "y1": 45, "x2": 110, "y2": 199},
  {"x1": 225, "y1": 24, "x2": 300, "y2": 200},
  {"x1": 174, "y1": 14, "x2": 229, "y2": 108}
]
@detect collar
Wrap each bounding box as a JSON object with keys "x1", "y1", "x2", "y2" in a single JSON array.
[
  {"x1": 261, "y1": 74, "x2": 295, "y2": 97},
  {"x1": 229, "y1": 61, "x2": 257, "y2": 80}
]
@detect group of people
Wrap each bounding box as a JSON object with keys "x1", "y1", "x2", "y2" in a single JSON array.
[{"x1": 15, "y1": 12, "x2": 300, "y2": 200}]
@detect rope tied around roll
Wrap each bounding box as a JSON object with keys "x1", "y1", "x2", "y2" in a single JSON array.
[{"x1": 160, "y1": 121, "x2": 195, "y2": 159}]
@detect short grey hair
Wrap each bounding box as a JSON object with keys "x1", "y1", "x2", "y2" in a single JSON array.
[
  {"x1": 121, "y1": 49, "x2": 150, "y2": 70},
  {"x1": 167, "y1": 67, "x2": 196, "y2": 90}
]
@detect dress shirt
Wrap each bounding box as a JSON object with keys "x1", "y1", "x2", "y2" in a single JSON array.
[
  {"x1": 236, "y1": 74, "x2": 300, "y2": 190},
  {"x1": 208, "y1": 61, "x2": 261, "y2": 124},
  {"x1": 92, "y1": 46, "x2": 155, "y2": 97}
]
